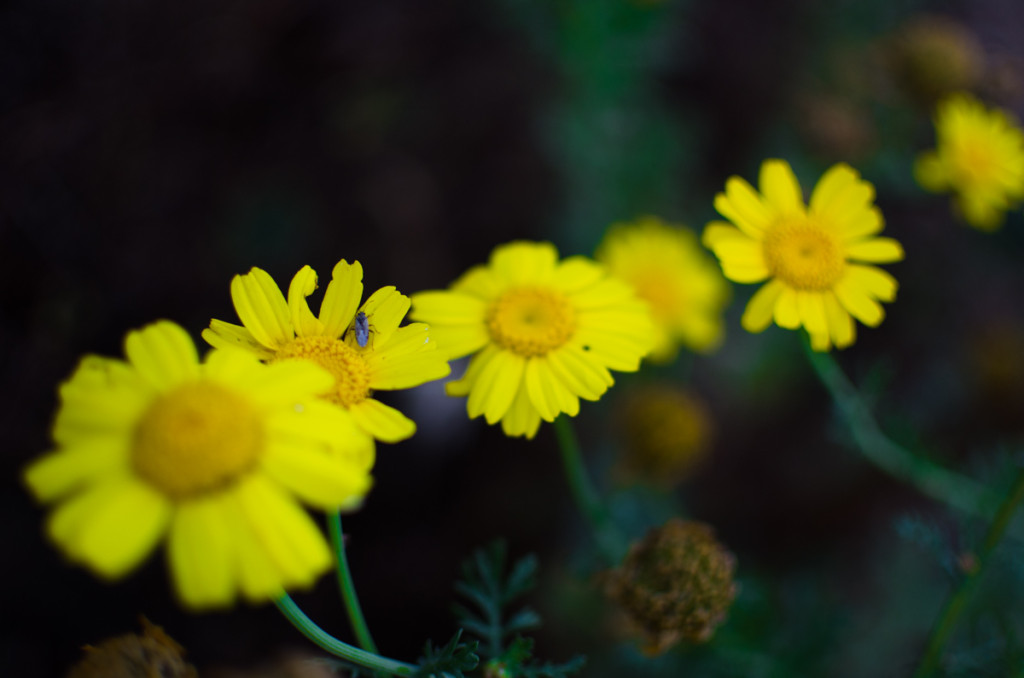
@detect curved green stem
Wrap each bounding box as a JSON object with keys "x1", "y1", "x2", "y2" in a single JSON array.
[
  {"x1": 553, "y1": 415, "x2": 628, "y2": 564},
  {"x1": 329, "y1": 512, "x2": 379, "y2": 654},
  {"x1": 274, "y1": 594, "x2": 416, "y2": 676},
  {"x1": 913, "y1": 468, "x2": 1024, "y2": 677},
  {"x1": 804, "y1": 343, "x2": 1002, "y2": 520}
]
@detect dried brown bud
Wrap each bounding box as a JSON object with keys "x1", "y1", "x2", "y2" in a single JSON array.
[
  {"x1": 884, "y1": 15, "x2": 985, "y2": 106},
  {"x1": 605, "y1": 519, "x2": 737, "y2": 655},
  {"x1": 66, "y1": 618, "x2": 197, "y2": 678}
]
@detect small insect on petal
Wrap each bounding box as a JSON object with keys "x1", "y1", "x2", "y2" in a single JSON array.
[{"x1": 354, "y1": 311, "x2": 371, "y2": 348}]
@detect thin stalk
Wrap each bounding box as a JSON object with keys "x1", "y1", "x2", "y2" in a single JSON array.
[
  {"x1": 274, "y1": 594, "x2": 416, "y2": 676},
  {"x1": 913, "y1": 468, "x2": 1024, "y2": 677},
  {"x1": 329, "y1": 512, "x2": 379, "y2": 654},
  {"x1": 553, "y1": 415, "x2": 628, "y2": 564},
  {"x1": 804, "y1": 343, "x2": 1002, "y2": 520}
]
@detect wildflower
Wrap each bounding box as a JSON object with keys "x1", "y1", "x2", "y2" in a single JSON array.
[
  {"x1": 595, "y1": 216, "x2": 730, "y2": 361},
  {"x1": 703, "y1": 159, "x2": 904, "y2": 351},
  {"x1": 409, "y1": 241, "x2": 655, "y2": 439},
  {"x1": 914, "y1": 92, "x2": 1024, "y2": 231},
  {"x1": 67, "y1": 618, "x2": 197, "y2": 678},
  {"x1": 615, "y1": 384, "x2": 711, "y2": 486},
  {"x1": 203, "y1": 260, "x2": 451, "y2": 443},
  {"x1": 24, "y1": 321, "x2": 374, "y2": 608},
  {"x1": 604, "y1": 519, "x2": 737, "y2": 655}
]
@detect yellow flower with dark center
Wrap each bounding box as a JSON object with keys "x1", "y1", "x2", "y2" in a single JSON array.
[
  {"x1": 596, "y1": 216, "x2": 730, "y2": 361},
  {"x1": 703, "y1": 159, "x2": 904, "y2": 351},
  {"x1": 410, "y1": 241, "x2": 655, "y2": 439},
  {"x1": 915, "y1": 92, "x2": 1024, "y2": 231},
  {"x1": 203, "y1": 260, "x2": 451, "y2": 443},
  {"x1": 24, "y1": 321, "x2": 374, "y2": 609}
]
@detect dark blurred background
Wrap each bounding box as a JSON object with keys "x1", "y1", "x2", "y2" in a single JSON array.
[{"x1": 3, "y1": 0, "x2": 1024, "y2": 676}]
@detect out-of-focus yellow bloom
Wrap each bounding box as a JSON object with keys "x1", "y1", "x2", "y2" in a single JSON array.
[
  {"x1": 703, "y1": 159, "x2": 904, "y2": 351},
  {"x1": 596, "y1": 216, "x2": 730, "y2": 362},
  {"x1": 25, "y1": 322, "x2": 374, "y2": 609},
  {"x1": 915, "y1": 92, "x2": 1024, "y2": 231}
]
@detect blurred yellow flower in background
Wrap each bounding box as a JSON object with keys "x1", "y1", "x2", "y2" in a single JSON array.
[
  {"x1": 204, "y1": 260, "x2": 450, "y2": 443},
  {"x1": 410, "y1": 241, "x2": 655, "y2": 438},
  {"x1": 915, "y1": 92, "x2": 1024, "y2": 231},
  {"x1": 703, "y1": 159, "x2": 904, "y2": 351},
  {"x1": 24, "y1": 321, "x2": 374, "y2": 609},
  {"x1": 596, "y1": 216, "x2": 730, "y2": 362}
]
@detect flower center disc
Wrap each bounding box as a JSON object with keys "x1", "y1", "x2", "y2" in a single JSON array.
[
  {"x1": 275, "y1": 335, "x2": 372, "y2": 406},
  {"x1": 133, "y1": 382, "x2": 264, "y2": 499},
  {"x1": 953, "y1": 138, "x2": 998, "y2": 187},
  {"x1": 762, "y1": 218, "x2": 846, "y2": 291},
  {"x1": 486, "y1": 287, "x2": 576, "y2": 357},
  {"x1": 631, "y1": 273, "x2": 680, "y2": 324}
]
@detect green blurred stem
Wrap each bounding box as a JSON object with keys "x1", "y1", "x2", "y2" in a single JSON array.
[
  {"x1": 274, "y1": 594, "x2": 416, "y2": 676},
  {"x1": 913, "y1": 468, "x2": 1024, "y2": 677},
  {"x1": 553, "y1": 415, "x2": 628, "y2": 564},
  {"x1": 804, "y1": 343, "x2": 1002, "y2": 519},
  {"x1": 329, "y1": 512, "x2": 379, "y2": 655}
]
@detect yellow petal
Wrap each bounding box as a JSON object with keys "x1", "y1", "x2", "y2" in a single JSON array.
[
  {"x1": 844, "y1": 265, "x2": 899, "y2": 302},
  {"x1": 500, "y1": 384, "x2": 543, "y2": 439},
  {"x1": 796, "y1": 291, "x2": 828, "y2": 335},
  {"x1": 913, "y1": 152, "x2": 948, "y2": 192},
  {"x1": 287, "y1": 265, "x2": 327, "y2": 337},
  {"x1": 741, "y1": 279, "x2": 785, "y2": 333},
  {"x1": 451, "y1": 265, "x2": 502, "y2": 299},
  {"x1": 702, "y1": 221, "x2": 748, "y2": 249},
  {"x1": 262, "y1": 440, "x2": 372, "y2": 510},
  {"x1": 524, "y1": 357, "x2": 580, "y2": 422},
  {"x1": 835, "y1": 277, "x2": 885, "y2": 327},
  {"x1": 490, "y1": 241, "x2": 558, "y2": 285},
  {"x1": 367, "y1": 327, "x2": 451, "y2": 390},
  {"x1": 202, "y1": 321, "x2": 277, "y2": 360},
  {"x1": 467, "y1": 350, "x2": 526, "y2": 425},
  {"x1": 214, "y1": 355, "x2": 333, "y2": 409},
  {"x1": 230, "y1": 268, "x2": 294, "y2": 349},
  {"x1": 266, "y1": 400, "x2": 376, "y2": 470},
  {"x1": 447, "y1": 345, "x2": 498, "y2": 397},
  {"x1": 409, "y1": 291, "x2": 486, "y2": 326},
  {"x1": 545, "y1": 347, "x2": 607, "y2": 401},
  {"x1": 773, "y1": 287, "x2": 801, "y2": 329},
  {"x1": 124, "y1": 321, "x2": 200, "y2": 391},
  {"x1": 320, "y1": 260, "x2": 364, "y2": 339},
  {"x1": 553, "y1": 256, "x2": 605, "y2": 293},
  {"x1": 24, "y1": 442, "x2": 127, "y2": 503},
  {"x1": 823, "y1": 291, "x2": 855, "y2": 349},
  {"x1": 349, "y1": 398, "x2": 416, "y2": 442},
  {"x1": 219, "y1": 491, "x2": 285, "y2": 602},
  {"x1": 49, "y1": 477, "x2": 170, "y2": 579},
  {"x1": 846, "y1": 238, "x2": 904, "y2": 264},
  {"x1": 759, "y1": 159, "x2": 804, "y2": 214},
  {"x1": 714, "y1": 177, "x2": 772, "y2": 237},
  {"x1": 424, "y1": 324, "x2": 491, "y2": 360},
  {"x1": 236, "y1": 476, "x2": 332, "y2": 586},
  {"x1": 169, "y1": 497, "x2": 235, "y2": 609}
]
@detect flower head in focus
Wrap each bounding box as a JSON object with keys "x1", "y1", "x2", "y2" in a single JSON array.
[
  {"x1": 203, "y1": 260, "x2": 451, "y2": 443},
  {"x1": 596, "y1": 216, "x2": 730, "y2": 362},
  {"x1": 24, "y1": 321, "x2": 374, "y2": 609},
  {"x1": 914, "y1": 92, "x2": 1024, "y2": 231},
  {"x1": 604, "y1": 518, "x2": 737, "y2": 655},
  {"x1": 410, "y1": 241, "x2": 655, "y2": 439},
  {"x1": 703, "y1": 159, "x2": 904, "y2": 351}
]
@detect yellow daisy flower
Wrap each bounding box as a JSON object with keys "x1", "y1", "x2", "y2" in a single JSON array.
[
  {"x1": 203, "y1": 260, "x2": 451, "y2": 444},
  {"x1": 596, "y1": 216, "x2": 730, "y2": 361},
  {"x1": 703, "y1": 159, "x2": 904, "y2": 351},
  {"x1": 914, "y1": 92, "x2": 1024, "y2": 231},
  {"x1": 24, "y1": 321, "x2": 374, "y2": 609},
  {"x1": 409, "y1": 241, "x2": 655, "y2": 439}
]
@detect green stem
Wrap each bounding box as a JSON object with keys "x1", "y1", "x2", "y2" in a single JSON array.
[
  {"x1": 329, "y1": 512, "x2": 380, "y2": 654},
  {"x1": 913, "y1": 468, "x2": 1024, "y2": 677},
  {"x1": 804, "y1": 343, "x2": 1002, "y2": 520},
  {"x1": 274, "y1": 594, "x2": 416, "y2": 676},
  {"x1": 553, "y1": 415, "x2": 628, "y2": 564}
]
